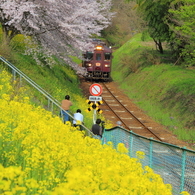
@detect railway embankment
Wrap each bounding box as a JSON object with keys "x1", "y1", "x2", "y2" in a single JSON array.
[{"x1": 111, "y1": 33, "x2": 195, "y2": 148}]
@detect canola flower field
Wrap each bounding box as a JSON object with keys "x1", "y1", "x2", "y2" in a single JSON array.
[{"x1": 0, "y1": 69, "x2": 189, "y2": 195}]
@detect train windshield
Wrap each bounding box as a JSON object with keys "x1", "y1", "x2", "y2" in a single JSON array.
[
  {"x1": 104, "y1": 53, "x2": 111, "y2": 60},
  {"x1": 96, "y1": 53, "x2": 101, "y2": 61},
  {"x1": 85, "y1": 52, "x2": 93, "y2": 60}
]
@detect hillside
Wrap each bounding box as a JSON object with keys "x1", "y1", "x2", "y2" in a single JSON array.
[
  {"x1": 0, "y1": 68, "x2": 176, "y2": 195},
  {"x1": 0, "y1": 53, "x2": 92, "y2": 130},
  {"x1": 1, "y1": 31, "x2": 195, "y2": 147},
  {"x1": 111, "y1": 33, "x2": 195, "y2": 147}
]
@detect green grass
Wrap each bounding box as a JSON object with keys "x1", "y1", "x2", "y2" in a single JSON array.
[
  {"x1": 2, "y1": 29, "x2": 195, "y2": 144},
  {"x1": 112, "y1": 33, "x2": 195, "y2": 144},
  {"x1": 0, "y1": 33, "x2": 96, "y2": 130}
]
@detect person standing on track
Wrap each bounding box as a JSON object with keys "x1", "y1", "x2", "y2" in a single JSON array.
[{"x1": 61, "y1": 95, "x2": 72, "y2": 124}]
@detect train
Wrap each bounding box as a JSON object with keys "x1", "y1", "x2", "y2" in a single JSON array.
[{"x1": 82, "y1": 39, "x2": 112, "y2": 81}]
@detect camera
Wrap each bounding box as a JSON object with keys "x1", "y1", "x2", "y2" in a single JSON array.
[{"x1": 101, "y1": 121, "x2": 105, "y2": 129}]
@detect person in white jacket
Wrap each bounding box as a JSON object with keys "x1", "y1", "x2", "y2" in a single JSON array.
[{"x1": 73, "y1": 109, "x2": 84, "y2": 130}]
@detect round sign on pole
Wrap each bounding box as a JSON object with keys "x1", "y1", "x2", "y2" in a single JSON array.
[{"x1": 89, "y1": 83, "x2": 103, "y2": 96}]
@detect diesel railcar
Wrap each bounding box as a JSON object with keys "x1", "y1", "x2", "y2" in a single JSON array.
[{"x1": 82, "y1": 39, "x2": 112, "y2": 81}]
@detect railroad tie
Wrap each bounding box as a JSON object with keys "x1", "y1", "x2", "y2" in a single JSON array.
[{"x1": 128, "y1": 126, "x2": 143, "y2": 129}]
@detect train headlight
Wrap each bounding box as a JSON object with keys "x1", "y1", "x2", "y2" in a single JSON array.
[
  {"x1": 96, "y1": 46, "x2": 103, "y2": 50},
  {"x1": 96, "y1": 63, "x2": 101, "y2": 66},
  {"x1": 105, "y1": 64, "x2": 110, "y2": 67},
  {"x1": 87, "y1": 63, "x2": 92, "y2": 67}
]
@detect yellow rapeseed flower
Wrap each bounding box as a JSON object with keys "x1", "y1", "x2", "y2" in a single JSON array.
[
  {"x1": 117, "y1": 142, "x2": 128, "y2": 154},
  {"x1": 136, "y1": 151, "x2": 145, "y2": 159},
  {"x1": 0, "y1": 69, "x2": 178, "y2": 195},
  {"x1": 180, "y1": 191, "x2": 190, "y2": 195}
]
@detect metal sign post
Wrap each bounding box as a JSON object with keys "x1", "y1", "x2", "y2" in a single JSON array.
[
  {"x1": 93, "y1": 100, "x2": 97, "y2": 124},
  {"x1": 89, "y1": 84, "x2": 103, "y2": 124}
]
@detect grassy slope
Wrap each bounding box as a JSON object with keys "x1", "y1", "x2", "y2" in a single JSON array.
[
  {"x1": 111, "y1": 33, "x2": 195, "y2": 144},
  {"x1": 0, "y1": 30, "x2": 113, "y2": 130},
  {"x1": 1, "y1": 49, "x2": 104, "y2": 130}
]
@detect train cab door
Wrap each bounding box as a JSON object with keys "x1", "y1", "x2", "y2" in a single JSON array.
[
  {"x1": 94, "y1": 45, "x2": 103, "y2": 72},
  {"x1": 94, "y1": 52, "x2": 102, "y2": 72}
]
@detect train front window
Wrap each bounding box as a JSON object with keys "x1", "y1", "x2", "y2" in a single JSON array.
[
  {"x1": 85, "y1": 52, "x2": 93, "y2": 60},
  {"x1": 104, "y1": 53, "x2": 111, "y2": 60},
  {"x1": 96, "y1": 53, "x2": 101, "y2": 61}
]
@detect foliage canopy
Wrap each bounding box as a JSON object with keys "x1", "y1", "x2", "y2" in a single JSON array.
[{"x1": 0, "y1": 0, "x2": 114, "y2": 66}]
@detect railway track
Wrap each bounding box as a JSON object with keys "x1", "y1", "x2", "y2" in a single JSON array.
[
  {"x1": 80, "y1": 77, "x2": 189, "y2": 147},
  {"x1": 79, "y1": 78, "x2": 194, "y2": 195},
  {"x1": 101, "y1": 82, "x2": 163, "y2": 141}
]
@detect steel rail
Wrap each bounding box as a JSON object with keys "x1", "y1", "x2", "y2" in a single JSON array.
[{"x1": 102, "y1": 82, "x2": 163, "y2": 142}]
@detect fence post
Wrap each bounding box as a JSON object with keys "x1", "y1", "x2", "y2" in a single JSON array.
[
  {"x1": 48, "y1": 99, "x2": 50, "y2": 110},
  {"x1": 180, "y1": 147, "x2": 186, "y2": 192},
  {"x1": 129, "y1": 131, "x2": 133, "y2": 157},
  {"x1": 149, "y1": 138, "x2": 153, "y2": 168},
  {"x1": 12, "y1": 69, "x2": 16, "y2": 81},
  {"x1": 19, "y1": 75, "x2": 22, "y2": 87},
  {"x1": 51, "y1": 101, "x2": 53, "y2": 113}
]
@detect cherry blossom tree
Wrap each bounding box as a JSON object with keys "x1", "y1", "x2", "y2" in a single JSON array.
[{"x1": 0, "y1": 0, "x2": 113, "y2": 69}]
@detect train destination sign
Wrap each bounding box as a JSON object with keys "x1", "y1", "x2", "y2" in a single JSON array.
[{"x1": 89, "y1": 83, "x2": 103, "y2": 96}]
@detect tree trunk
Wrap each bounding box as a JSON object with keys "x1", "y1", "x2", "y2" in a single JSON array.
[{"x1": 154, "y1": 39, "x2": 164, "y2": 54}]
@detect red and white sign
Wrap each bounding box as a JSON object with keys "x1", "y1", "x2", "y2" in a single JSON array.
[{"x1": 89, "y1": 83, "x2": 102, "y2": 96}]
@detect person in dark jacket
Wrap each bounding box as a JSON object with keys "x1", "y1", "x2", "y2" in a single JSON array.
[{"x1": 91, "y1": 118, "x2": 103, "y2": 139}]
